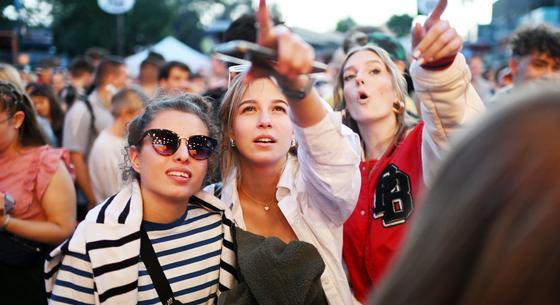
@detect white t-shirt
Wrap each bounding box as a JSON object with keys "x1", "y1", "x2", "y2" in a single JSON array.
[{"x1": 88, "y1": 129, "x2": 126, "y2": 203}]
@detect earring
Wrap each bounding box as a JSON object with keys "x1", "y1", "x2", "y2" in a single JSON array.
[
  {"x1": 290, "y1": 138, "x2": 296, "y2": 148},
  {"x1": 393, "y1": 101, "x2": 405, "y2": 114},
  {"x1": 230, "y1": 138, "x2": 236, "y2": 148}
]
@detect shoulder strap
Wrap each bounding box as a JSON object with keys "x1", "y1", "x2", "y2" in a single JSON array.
[
  {"x1": 79, "y1": 96, "x2": 98, "y2": 136},
  {"x1": 139, "y1": 226, "x2": 182, "y2": 305}
]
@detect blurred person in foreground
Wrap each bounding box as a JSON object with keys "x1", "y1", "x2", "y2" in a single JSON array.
[
  {"x1": 0, "y1": 81, "x2": 76, "y2": 305},
  {"x1": 88, "y1": 88, "x2": 147, "y2": 202},
  {"x1": 370, "y1": 83, "x2": 560, "y2": 305}
]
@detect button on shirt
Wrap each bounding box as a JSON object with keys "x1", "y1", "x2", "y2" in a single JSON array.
[{"x1": 220, "y1": 111, "x2": 362, "y2": 305}]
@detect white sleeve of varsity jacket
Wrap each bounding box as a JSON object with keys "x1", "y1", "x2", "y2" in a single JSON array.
[{"x1": 410, "y1": 53, "x2": 486, "y2": 186}]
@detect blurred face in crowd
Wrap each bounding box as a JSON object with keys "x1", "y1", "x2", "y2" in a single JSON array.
[
  {"x1": 52, "y1": 73, "x2": 66, "y2": 94},
  {"x1": 160, "y1": 67, "x2": 190, "y2": 92},
  {"x1": 231, "y1": 77, "x2": 293, "y2": 168},
  {"x1": 112, "y1": 65, "x2": 129, "y2": 90},
  {"x1": 510, "y1": 52, "x2": 560, "y2": 85},
  {"x1": 130, "y1": 110, "x2": 209, "y2": 204},
  {"x1": 469, "y1": 56, "x2": 485, "y2": 78},
  {"x1": 140, "y1": 64, "x2": 159, "y2": 83},
  {"x1": 342, "y1": 50, "x2": 399, "y2": 124},
  {"x1": 31, "y1": 95, "x2": 50, "y2": 118}
]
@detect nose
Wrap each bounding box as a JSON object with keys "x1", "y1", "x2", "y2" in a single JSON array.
[
  {"x1": 257, "y1": 110, "x2": 272, "y2": 128},
  {"x1": 174, "y1": 139, "x2": 191, "y2": 163},
  {"x1": 355, "y1": 72, "x2": 366, "y2": 85}
]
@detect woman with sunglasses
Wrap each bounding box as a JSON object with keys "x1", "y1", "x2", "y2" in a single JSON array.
[
  {"x1": 211, "y1": 1, "x2": 361, "y2": 304},
  {"x1": 334, "y1": 0, "x2": 485, "y2": 302},
  {"x1": 0, "y1": 80, "x2": 76, "y2": 305},
  {"x1": 46, "y1": 94, "x2": 238, "y2": 304}
]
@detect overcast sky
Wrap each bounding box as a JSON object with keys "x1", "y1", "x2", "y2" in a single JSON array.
[{"x1": 259, "y1": 0, "x2": 496, "y2": 36}]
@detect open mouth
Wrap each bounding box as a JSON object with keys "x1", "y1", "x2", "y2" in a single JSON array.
[
  {"x1": 358, "y1": 90, "x2": 369, "y2": 103},
  {"x1": 254, "y1": 136, "x2": 276, "y2": 144},
  {"x1": 166, "y1": 170, "x2": 192, "y2": 179}
]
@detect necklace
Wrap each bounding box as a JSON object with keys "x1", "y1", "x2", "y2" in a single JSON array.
[{"x1": 238, "y1": 186, "x2": 276, "y2": 212}]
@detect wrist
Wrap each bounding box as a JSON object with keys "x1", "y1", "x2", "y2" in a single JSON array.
[
  {"x1": 1, "y1": 214, "x2": 11, "y2": 231},
  {"x1": 277, "y1": 75, "x2": 315, "y2": 101}
]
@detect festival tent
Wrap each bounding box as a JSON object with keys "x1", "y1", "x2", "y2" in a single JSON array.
[{"x1": 125, "y1": 36, "x2": 210, "y2": 77}]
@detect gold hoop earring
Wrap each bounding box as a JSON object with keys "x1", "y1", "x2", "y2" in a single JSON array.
[{"x1": 393, "y1": 101, "x2": 405, "y2": 114}]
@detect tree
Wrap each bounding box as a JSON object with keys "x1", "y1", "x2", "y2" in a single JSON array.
[
  {"x1": 335, "y1": 17, "x2": 357, "y2": 33},
  {"x1": 386, "y1": 14, "x2": 413, "y2": 37},
  {"x1": 47, "y1": 0, "x2": 176, "y2": 56}
]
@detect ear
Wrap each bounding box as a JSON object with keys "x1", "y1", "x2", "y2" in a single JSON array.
[
  {"x1": 12, "y1": 111, "x2": 25, "y2": 129},
  {"x1": 509, "y1": 58, "x2": 518, "y2": 77},
  {"x1": 128, "y1": 146, "x2": 141, "y2": 175}
]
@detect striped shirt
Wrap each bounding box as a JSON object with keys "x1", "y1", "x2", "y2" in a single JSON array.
[
  {"x1": 45, "y1": 182, "x2": 237, "y2": 305},
  {"x1": 138, "y1": 205, "x2": 223, "y2": 305}
]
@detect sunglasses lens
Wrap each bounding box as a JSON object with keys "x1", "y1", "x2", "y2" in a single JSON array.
[
  {"x1": 149, "y1": 129, "x2": 179, "y2": 156},
  {"x1": 188, "y1": 135, "x2": 216, "y2": 160}
]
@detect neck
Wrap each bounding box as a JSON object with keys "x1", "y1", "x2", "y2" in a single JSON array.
[
  {"x1": 237, "y1": 157, "x2": 286, "y2": 203},
  {"x1": 358, "y1": 115, "x2": 399, "y2": 160},
  {"x1": 141, "y1": 187, "x2": 189, "y2": 224},
  {"x1": 95, "y1": 86, "x2": 112, "y2": 109},
  {"x1": 108, "y1": 118, "x2": 127, "y2": 138},
  {"x1": 0, "y1": 139, "x2": 24, "y2": 159}
]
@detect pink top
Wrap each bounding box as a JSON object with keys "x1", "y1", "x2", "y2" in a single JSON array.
[{"x1": 0, "y1": 145, "x2": 74, "y2": 221}]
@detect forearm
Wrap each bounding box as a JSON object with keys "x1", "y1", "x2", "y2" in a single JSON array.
[
  {"x1": 3, "y1": 216, "x2": 75, "y2": 245},
  {"x1": 278, "y1": 75, "x2": 327, "y2": 128}
]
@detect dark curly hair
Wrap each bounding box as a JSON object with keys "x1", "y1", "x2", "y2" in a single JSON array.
[{"x1": 511, "y1": 24, "x2": 560, "y2": 59}]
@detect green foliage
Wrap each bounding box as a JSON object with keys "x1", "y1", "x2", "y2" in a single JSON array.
[
  {"x1": 335, "y1": 17, "x2": 357, "y2": 33},
  {"x1": 48, "y1": 0, "x2": 176, "y2": 56},
  {"x1": 386, "y1": 14, "x2": 413, "y2": 37}
]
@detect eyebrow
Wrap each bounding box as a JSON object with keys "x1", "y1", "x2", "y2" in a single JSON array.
[
  {"x1": 239, "y1": 99, "x2": 288, "y2": 108},
  {"x1": 344, "y1": 59, "x2": 384, "y2": 73}
]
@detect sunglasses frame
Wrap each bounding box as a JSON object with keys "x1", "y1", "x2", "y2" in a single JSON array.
[{"x1": 138, "y1": 128, "x2": 217, "y2": 160}]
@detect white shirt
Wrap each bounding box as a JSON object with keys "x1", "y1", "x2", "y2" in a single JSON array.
[
  {"x1": 88, "y1": 129, "x2": 126, "y2": 202},
  {"x1": 219, "y1": 111, "x2": 362, "y2": 305}
]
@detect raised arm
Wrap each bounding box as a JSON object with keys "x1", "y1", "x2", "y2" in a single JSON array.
[
  {"x1": 410, "y1": 0, "x2": 486, "y2": 184},
  {"x1": 249, "y1": 0, "x2": 326, "y2": 128}
]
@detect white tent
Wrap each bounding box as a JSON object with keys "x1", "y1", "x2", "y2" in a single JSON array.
[{"x1": 125, "y1": 36, "x2": 210, "y2": 77}]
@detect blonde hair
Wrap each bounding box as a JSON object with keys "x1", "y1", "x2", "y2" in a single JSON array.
[{"x1": 333, "y1": 45, "x2": 409, "y2": 156}]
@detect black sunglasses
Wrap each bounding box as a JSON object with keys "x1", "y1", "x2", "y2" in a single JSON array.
[{"x1": 139, "y1": 128, "x2": 217, "y2": 160}]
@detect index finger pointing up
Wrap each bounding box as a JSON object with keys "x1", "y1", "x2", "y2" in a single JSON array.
[
  {"x1": 257, "y1": 0, "x2": 274, "y2": 42},
  {"x1": 426, "y1": 0, "x2": 448, "y2": 26}
]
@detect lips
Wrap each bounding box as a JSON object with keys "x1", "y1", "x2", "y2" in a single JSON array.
[
  {"x1": 358, "y1": 90, "x2": 369, "y2": 104},
  {"x1": 166, "y1": 168, "x2": 192, "y2": 183},
  {"x1": 253, "y1": 135, "x2": 277, "y2": 144}
]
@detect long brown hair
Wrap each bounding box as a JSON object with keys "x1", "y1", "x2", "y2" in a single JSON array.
[{"x1": 370, "y1": 84, "x2": 560, "y2": 305}]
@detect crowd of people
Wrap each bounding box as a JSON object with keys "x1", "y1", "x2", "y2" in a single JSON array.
[{"x1": 2, "y1": 0, "x2": 560, "y2": 304}]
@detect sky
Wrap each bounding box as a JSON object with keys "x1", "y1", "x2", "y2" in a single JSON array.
[{"x1": 259, "y1": 0, "x2": 497, "y2": 37}]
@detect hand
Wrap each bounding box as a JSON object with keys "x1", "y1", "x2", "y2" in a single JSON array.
[
  {"x1": 411, "y1": 0, "x2": 462, "y2": 65},
  {"x1": 247, "y1": 0, "x2": 315, "y2": 82}
]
